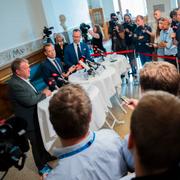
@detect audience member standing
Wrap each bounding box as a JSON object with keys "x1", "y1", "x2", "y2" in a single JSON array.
[
  {"x1": 88, "y1": 24, "x2": 106, "y2": 52},
  {"x1": 8, "y1": 58, "x2": 56, "y2": 176},
  {"x1": 54, "y1": 33, "x2": 68, "y2": 70},
  {"x1": 128, "y1": 91, "x2": 180, "y2": 179},
  {"x1": 64, "y1": 29, "x2": 92, "y2": 67},
  {"x1": 159, "y1": 18, "x2": 177, "y2": 67},
  {"x1": 134, "y1": 15, "x2": 153, "y2": 66},
  {"x1": 176, "y1": 8, "x2": 180, "y2": 61},
  {"x1": 47, "y1": 84, "x2": 129, "y2": 180},
  {"x1": 123, "y1": 14, "x2": 137, "y2": 76}
]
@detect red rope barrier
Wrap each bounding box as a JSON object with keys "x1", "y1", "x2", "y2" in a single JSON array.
[{"x1": 91, "y1": 49, "x2": 180, "y2": 63}]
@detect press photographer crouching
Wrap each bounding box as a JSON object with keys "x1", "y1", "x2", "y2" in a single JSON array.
[{"x1": 0, "y1": 116, "x2": 29, "y2": 179}]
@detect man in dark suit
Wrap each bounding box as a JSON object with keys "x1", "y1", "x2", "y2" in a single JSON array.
[
  {"x1": 64, "y1": 29, "x2": 92, "y2": 67},
  {"x1": 41, "y1": 43, "x2": 75, "y2": 90},
  {"x1": 8, "y1": 58, "x2": 55, "y2": 176}
]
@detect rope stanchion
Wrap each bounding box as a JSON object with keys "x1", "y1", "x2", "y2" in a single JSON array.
[{"x1": 90, "y1": 49, "x2": 180, "y2": 63}]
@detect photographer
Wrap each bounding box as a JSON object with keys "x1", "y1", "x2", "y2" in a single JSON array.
[
  {"x1": 111, "y1": 24, "x2": 127, "y2": 52},
  {"x1": 123, "y1": 14, "x2": 137, "y2": 76},
  {"x1": 134, "y1": 15, "x2": 153, "y2": 66},
  {"x1": 88, "y1": 24, "x2": 106, "y2": 52}
]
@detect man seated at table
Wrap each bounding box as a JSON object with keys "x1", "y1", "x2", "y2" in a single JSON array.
[
  {"x1": 47, "y1": 84, "x2": 129, "y2": 179},
  {"x1": 127, "y1": 91, "x2": 180, "y2": 179},
  {"x1": 41, "y1": 43, "x2": 76, "y2": 91},
  {"x1": 8, "y1": 58, "x2": 56, "y2": 177},
  {"x1": 64, "y1": 29, "x2": 92, "y2": 68}
]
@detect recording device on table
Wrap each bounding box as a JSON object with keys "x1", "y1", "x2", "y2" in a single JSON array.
[
  {"x1": 120, "y1": 96, "x2": 130, "y2": 104},
  {"x1": 93, "y1": 45, "x2": 106, "y2": 61},
  {"x1": 0, "y1": 116, "x2": 29, "y2": 179},
  {"x1": 80, "y1": 23, "x2": 91, "y2": 43},
  {"x1": 48, "y1": 73, "x2": 69, "y2": 91},
  {"x1": 43, "y1": 26, "x2": 54, "y2": 44}
]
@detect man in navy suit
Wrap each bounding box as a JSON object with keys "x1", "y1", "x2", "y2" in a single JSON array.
[
  {"x1": 64, "y1": 29, "x2": 92, "y2": 68},
  {"x1": 41, "y1": 43, "x2": 75, "y2": 90}
]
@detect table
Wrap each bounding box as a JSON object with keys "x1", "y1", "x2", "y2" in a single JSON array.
[
  {"x1": 69, "y1": 66, "x2": 118, "y2": 108},
  {"x1": 37, "y1": 84, "x2": 108, "y2": 151}
]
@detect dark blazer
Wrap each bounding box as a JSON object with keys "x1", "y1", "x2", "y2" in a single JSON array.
[
  {"x1": 55, "y1": 43, "x2": 68, "y2": 62},
  {"x1": 176, "y1": 24, "x2": 180, "y2": 58},
  {"x1": 41, "y1": 58, "x2": 64, "y2": 86},
  {"x1": 8, "y1": 75, "x2": 46, "y2": 131},
  {"x1": 64, "y1": 42, "x2": 91, "y2": 67}
]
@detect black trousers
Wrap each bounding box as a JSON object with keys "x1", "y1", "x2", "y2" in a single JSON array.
[{"x1": 26, "y1": 127, "x2": 55, "y2": 171}]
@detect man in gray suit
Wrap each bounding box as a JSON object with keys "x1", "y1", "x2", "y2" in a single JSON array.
[{"x1": 8, "y1": 58, "x2": 55, "y2": 176}]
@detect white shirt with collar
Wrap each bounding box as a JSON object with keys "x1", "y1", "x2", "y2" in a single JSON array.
[
  {"x1": 17, "y1": 75, "x2": 38, "y2": 93},
  {"x1": 47, "y1": 57, "x2": 62, "y2": 73}
]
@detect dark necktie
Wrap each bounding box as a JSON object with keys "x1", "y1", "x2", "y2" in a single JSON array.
[
  {"x1": 54, "y1": 59, "x2": 62, "y2": 73},
  {"x1": 77, "y1": 44, "x2": 82, "y2": 59}
]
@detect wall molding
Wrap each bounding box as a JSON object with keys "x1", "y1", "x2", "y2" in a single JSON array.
[{"x1": 0, "y1": 39, "x2": 44, "y2": 69}]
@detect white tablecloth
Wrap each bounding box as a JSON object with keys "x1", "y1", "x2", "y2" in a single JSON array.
[
  {"x1": 69, "y1": 66, "x2": 118, "y2": 108},
  {"x1": 37, "y1": 84, "x2": 107, "y2": 151}
]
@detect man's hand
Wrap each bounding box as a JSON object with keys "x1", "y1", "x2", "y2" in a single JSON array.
[
  {"x1": 125, "y1": 98, "x2": 139, "y2": 110},
  {"x1": 42, "y1": 88, "x2": 52, "y2": 97},
  {"x1": 138, "y1": 36, "x2": 144, "y2": 40},
  {"x1": 159, "y1": 41, "x2": 167, "y2": 48}
]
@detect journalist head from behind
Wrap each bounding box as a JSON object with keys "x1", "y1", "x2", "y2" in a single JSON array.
[
  {"x1": 8, "y1": 58, "x2": 56, "y2": 176},
  {"x1": 127, "y1": 91, "x2": 180, "y2": 179},
  {"x1": 41, "y1": 43, "x2": 76, "y2": 91},
  {"x1": 64, "y1": 28, "x2": 92, "y2": 68},
  {"x1": 47, "y1": 84, "x2": 130, "y2": 180}
]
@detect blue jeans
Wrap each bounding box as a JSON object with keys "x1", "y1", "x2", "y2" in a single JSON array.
[{"x1": 139, "y1": 54, "x2": 152, "y2": 66}]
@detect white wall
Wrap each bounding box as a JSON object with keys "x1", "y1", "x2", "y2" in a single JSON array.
[
  {"x1": 101, "y1": 0, "x2": 115, "y2": 21},
  {"x1": 146, "y1": 0, "x2": 178, "y2": 26},
  {"x1": 0, "y1": 0, "x2": 47, "y2": 52},
  {"x1": 50, "y1": 0, "x2": 91, "y2": 32}
]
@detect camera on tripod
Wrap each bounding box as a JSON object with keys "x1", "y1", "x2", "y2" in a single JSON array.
[
  {"x1": 0, "y1": 116, "x2": 29, "y2": 175},
  {"x1": 80, "y1": 23, "x2": 90, "y2": 43},
  {"x1": 43, "y1": 26, "x2": 54, "y2": 38}
]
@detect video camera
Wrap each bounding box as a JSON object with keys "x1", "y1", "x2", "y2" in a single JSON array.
[
  {"x1": 43, "y1": 26, "x2": 54, "y2": 39},
  {"x1": 80, "y1": 23, "x2": 90, "y2": 43},
  {"x1": 0, "y1": 116, "x2": 29, "y2": 173}
]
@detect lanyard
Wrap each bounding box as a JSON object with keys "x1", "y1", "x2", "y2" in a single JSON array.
[{"x1": 59, "y1": 132, "x2": 96, "y2": 159}]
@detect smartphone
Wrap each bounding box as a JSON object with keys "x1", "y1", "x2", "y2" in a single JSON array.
[{"x1": 120, "y1": 96, "x2": 130, "y2": 103}]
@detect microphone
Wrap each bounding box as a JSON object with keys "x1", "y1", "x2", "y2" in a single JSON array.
[
  {"x1": 93, "y1": 45, "x2": 104, "y2": 54},
  {"x1": 48, "y1": 77, "x2": 58, "y2": 91},
  {"x1": 86, "y1": 59, "x2": 106, "y2": 70},
  {"x1": 52, "y1": 73, "x2": 69, "y2": 85}
]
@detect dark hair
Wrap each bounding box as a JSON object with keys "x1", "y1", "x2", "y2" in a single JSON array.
[
  {"x1": 136, "y1": 15, "x2": 144, "y2": 20},
  {"x1": 49, "y1": 84, "x2": 92, "y2": 139},
  {"x1": 110, "y1": 13, "x2": 116, "y2": 18},
  {"x1": 43, "y1": 43, "x2": 53, "y2": 52},
  {"x1": 131, "y1": 91, "x2": 180, "y2": 171},
  {"x1": 11, "y1": 58, "x2": 28, "y2": 74},
  {"x1": 140, "y1": 61, "x2": 180, "y2": 96},
  {"x1": 73, "y1": 28, "x2": 81, "y2": 34},
  {"x1": 170, "y1": 10, "x2": 177, "y2": 19}
]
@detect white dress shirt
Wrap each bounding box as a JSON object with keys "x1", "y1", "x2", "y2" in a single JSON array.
[{"x1": 73, "y1": 43, "x2": 81, "y2": 59}]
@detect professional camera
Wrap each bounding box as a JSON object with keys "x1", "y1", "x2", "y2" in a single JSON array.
[
  {"x1": 43, "y1": 26, "x2": 54, "y2": 38},
  {"x1": 80, "y1": 23, "x2": 90, "y2": 43},
  {"x1": 0, "y1": 116, "x2": 29, "y2": 176}
]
